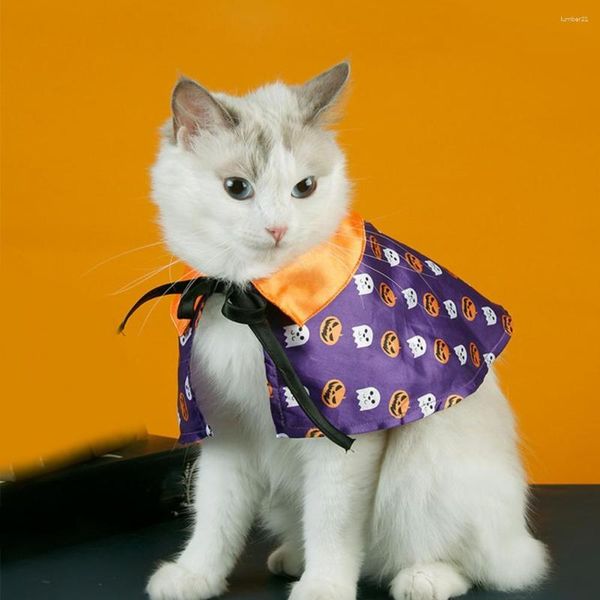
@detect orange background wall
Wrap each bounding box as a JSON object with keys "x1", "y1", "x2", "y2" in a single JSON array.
[{"x1": 1, "y1": 1, "x2": 598, "y2": 482}]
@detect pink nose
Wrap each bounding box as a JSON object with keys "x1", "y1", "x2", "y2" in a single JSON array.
[{"x1": 266, "y1": 226, "x2": 288, "y2": 244}]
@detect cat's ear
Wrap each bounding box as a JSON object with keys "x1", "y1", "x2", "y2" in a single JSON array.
[
  {"x1": 296, "y1": 61, "x2": 350, "y2": 124},
  {"x1": 171, "y1": 77, "x2": 235, "y2": 147}
]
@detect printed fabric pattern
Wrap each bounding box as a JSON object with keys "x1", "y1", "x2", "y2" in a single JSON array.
[{"x1": 175, "y1": 220, "x2": 512, "y2": 443}]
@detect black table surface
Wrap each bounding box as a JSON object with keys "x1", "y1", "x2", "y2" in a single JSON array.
[{"x1": 1, "y1": 439, "x2": 597, "y2": 599}]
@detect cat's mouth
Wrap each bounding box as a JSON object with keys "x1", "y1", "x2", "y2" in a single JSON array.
[{"x1": 246, "y1": 238, "x2": 290, "y2": 253}]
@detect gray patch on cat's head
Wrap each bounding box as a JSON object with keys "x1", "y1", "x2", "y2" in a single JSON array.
[
  {"x1": 213, "y1": 106, "x2": 275, "y2": 180},
  {"x1": 167, "y1": 63, "x2": 350, "y2": 178}
]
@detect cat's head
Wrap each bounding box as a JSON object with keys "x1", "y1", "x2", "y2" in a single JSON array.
[{"x1": 151, "y1": 62, "x2": 351, "y2": 283}]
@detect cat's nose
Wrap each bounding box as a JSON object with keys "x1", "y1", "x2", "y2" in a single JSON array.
[{"x1": 266, "y1": 226, "x2": 288, "y2": 244}]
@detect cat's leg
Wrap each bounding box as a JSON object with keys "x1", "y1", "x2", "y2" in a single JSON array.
[
  {"x1": 289, "y1": 432, "x2": 385, "y2": 600},
  {"x1": 464, "y1": 513, "x2": 549, "y2": 592},
  {"x1": 390, "y1": 562, "x2": 471, "y2": 600},
  {"x1": 267, "y1": 539, "x2": 304, "y2": 577},
  {"x1": 369, "y1": 371, "x2": 548, "y2": 598},
  {"x1": 263, "y1": 496, "x2": 304, "y2": 578},
  {"x1": 147, "y1": 438, "x2": 261, "y2": 600}
]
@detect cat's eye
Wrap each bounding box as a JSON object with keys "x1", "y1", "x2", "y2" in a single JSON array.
[
  {"x1": 291, "y1": 176, "x2": 317, "y2": 199},
  {"x1": 224, "y1": 177, "x2": 254, "y2": 200}
]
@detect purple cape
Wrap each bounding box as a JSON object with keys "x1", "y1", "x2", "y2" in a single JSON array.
[{"x1": 175, "y1": 220, "x2": 513, "y2": 444}]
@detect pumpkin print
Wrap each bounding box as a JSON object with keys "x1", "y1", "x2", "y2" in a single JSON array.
[
  {"x1": 461, "y1": 296, "x2": 477, "y2": 321},
  {"x1": 444, "y1": 394, "x2": 463, "y2": 409},
  {"x1": 469, "y1": 341, "x2": 481, "y2": 368},
  {"x1": 379, "y1": 282, "x2": 397, "y2": 307},
  {"x1": 321, "y1": 379, "x2": 346, "y2": 408},
  {"x1": 423, "y1": 292, "x2": 440, "y2": 317},
  {"x1": 381, "y1": 330, "x2": 401, "y2": 358},
  {"x1": 159, "y1": 219, "x2": 515, "y2": 446},
  {"x1": 369, "y1": 235, "x2": 383, "y2": 260},
  {"x1": 319, "y1": 315, "x2": 343, "y2": 345},
  {"x1": 178, "y1": 392, "x2": 189, "y2": 422},
  {"x1": 404, "y1": 251, "x2": 424, "y2": 273},
  {"x1": 305, "y1": 427, "x2": 325, "y2": 438},
  {"x1": 502, "y1": 313, "x2": 513, "y2": 335},
  {"x1": 389, "y1": 390, "x2": 410, "y2": 419},
  {"x1": 433, "y1": 338, "x2": 450, "y2": 364}
]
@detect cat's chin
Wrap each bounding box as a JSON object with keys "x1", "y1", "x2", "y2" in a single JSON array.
[
  {"x1": 184, "y1": 266, "x2": 271, "y2": 287},
  {"x1": 170, "y1": 219, "x2": 344, "y2": 285},
  {"x1": 195, "y1": 259, "x2": 286, "y2": 286},
  {"x1": 181, "y1": 243, "x2": 309, "y2": 286},
  {"x1": 242, "y1": 240, "x2": 326, "y2": 281}
]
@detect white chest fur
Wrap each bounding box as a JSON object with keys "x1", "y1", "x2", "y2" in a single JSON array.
[{"x1": 190, "y1": 294, "x2": 275, "y2": 439}]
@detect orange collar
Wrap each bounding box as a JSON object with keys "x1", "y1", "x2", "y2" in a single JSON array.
[
  {"x1": 254, "y1": 211, "x2": 365, "y2": 325},
  {"x1": 171, "y1": 211, "x2": 365, "y2": 332}
]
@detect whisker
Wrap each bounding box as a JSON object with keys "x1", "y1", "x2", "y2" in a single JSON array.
[
  {"x1": 81, "y1": 241, "x2": 164, "y2": 277},
  {"x1": 320, "y1": 246, "x2": 353, "y2": 273},
  {"x1": 325, "y1": 243, "x2": 412, "y2": 294},
  {"x1": 324, "y1": 241, "x2": 453, "y2": 318},
  {"x1": 168, "y1": 254, "x2": 176, "y2": 280},
  {"x1": 325, "y1": 236, "x2": 437, "y2": 278},
  {"x1": 109, "y1": 260, "x2": 181, "y2": 296},
  {"x1": 366, "y1": 208, "x2": 407, "y2": 222},
  {"x1": 138, "y1": 258, "x2": 188, "y2": 335}
]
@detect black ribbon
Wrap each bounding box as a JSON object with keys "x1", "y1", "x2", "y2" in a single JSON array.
[{"x1": 118, "y1": 277, "x2": 354, "y2": 451}]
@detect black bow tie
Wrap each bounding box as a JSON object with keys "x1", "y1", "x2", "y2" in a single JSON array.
[{"x1": 119, "y1": 276, "x2": 354, "y2": 451}]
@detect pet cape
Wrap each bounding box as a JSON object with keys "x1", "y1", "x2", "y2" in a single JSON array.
[{"x1": 119, "y1": 212, "x2": 513, "y2": 451}]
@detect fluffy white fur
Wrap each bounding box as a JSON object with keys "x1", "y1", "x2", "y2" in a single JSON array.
[{"x1": 146, "y1": 63, "x2": 548, "y2": 600}]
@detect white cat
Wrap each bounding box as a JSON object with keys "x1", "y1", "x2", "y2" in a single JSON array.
[{"x1": 146, "y1": 62, "x2": 547, "y2": 600}]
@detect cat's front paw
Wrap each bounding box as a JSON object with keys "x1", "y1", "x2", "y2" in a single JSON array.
[
  {"x1": 146, "y1": 561, "x2": 226, "y2": 600},
  {"x1": 391, "y1": 570, "x2": 436, "y2": 600},
  {"x1": 390, "y1": 563, "x2": 471, "y2": 600},
  {"x1": 288, "y1": 576, "x2": 356, "y2": 600},
  {"x1": 267, "y1": 543, "x2": 303, "y2": 578}
]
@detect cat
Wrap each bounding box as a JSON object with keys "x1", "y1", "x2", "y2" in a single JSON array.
[{"x1": 145, "y1": 62, "x2": 548, "y2": 600}]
